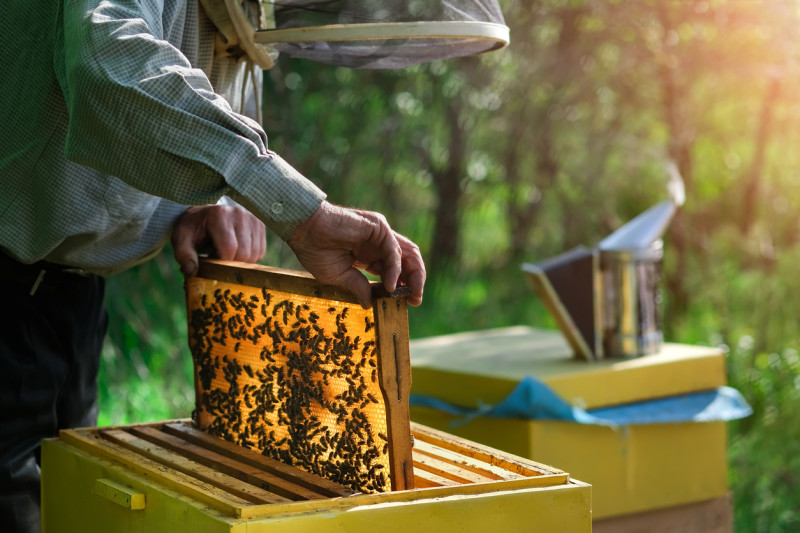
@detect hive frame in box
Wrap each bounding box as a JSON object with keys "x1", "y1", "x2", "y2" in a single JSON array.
[
  {"x1": 185, "y1": 259, "x2": 414, "y2": 493},
  {"x1": 44, "y1": 420, "x2": 587, "y2": 527}
]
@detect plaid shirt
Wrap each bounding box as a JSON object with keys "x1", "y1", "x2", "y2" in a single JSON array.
[{"x1": 0, "y1": 0, "x2": 325, "y2": 275}]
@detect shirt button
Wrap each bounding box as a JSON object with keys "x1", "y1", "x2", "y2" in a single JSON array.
[{"x1": 271, "y1": 201, "x2": 284, "y2": 214}]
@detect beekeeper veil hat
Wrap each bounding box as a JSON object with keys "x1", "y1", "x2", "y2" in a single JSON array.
[{"x1": 202, "y1": 0, "x2": 510, "y2": 70}]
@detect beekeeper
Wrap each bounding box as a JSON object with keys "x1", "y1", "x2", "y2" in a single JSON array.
[{"x1": 0, "y1": 1, "x2": 425, "y2": 530}]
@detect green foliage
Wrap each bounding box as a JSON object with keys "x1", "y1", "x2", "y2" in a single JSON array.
[
  {"x1": 98, "y1": 248, "x2": 194, "y2": 426},
  {"x1": 724, "y1": 340, "x2": 800, "y2": 532},
  {"x1": 99, "y1": 0, "x2": 800, "y2": 530}
]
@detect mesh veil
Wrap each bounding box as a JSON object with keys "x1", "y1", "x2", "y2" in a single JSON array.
[{"x1": 258, "y1": 0, "x2": 509, "y2": 69}]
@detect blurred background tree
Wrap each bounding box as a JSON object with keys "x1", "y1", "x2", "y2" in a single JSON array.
[{"x1": 101, "y1": 0, "x2": 800, "y2": 530}]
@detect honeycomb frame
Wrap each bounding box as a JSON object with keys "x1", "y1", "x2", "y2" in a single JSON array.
[{"x1": 185, "y1": 259, "x2": 414, "y2": 493}]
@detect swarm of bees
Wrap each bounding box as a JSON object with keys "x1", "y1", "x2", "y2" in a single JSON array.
[{"x1": 187, "y1": 279, "x2": 392, "y2": 493}]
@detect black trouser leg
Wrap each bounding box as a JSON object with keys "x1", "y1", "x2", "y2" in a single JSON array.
[{"x1": 0, "y1": 267, "x2": 106, "y2": 533}]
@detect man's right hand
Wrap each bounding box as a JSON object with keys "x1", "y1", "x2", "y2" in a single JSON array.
[
  {"x1": 287, "y1": 201, "x2": 426, "y2": 309},
  {"x1": 171, "y1": 204, "x2": 266, "y2": 277}
]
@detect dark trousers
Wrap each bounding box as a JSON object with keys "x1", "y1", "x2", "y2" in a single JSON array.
[{"x1": 0, "y1": 253, "x2": 107, "y2": 533}]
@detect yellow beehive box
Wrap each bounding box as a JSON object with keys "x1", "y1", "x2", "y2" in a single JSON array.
[
  {"x1": 409, "y1": 326, "x2": 730, "y2": 520},
  {"x1": 41, "y1": 420, "x2": 591, "y2": 533}
]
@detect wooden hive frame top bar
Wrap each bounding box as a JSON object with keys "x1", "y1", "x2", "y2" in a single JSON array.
[
  {"x1": 55, "y1": 420, "x2": 571, "y2": 520},
  {"x1": 185, "y1": 259, "x2": 414, "y2": 493}
]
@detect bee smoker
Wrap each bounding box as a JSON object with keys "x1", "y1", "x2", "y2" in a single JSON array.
[
  {"x1": 523, "y1": 200, "x2": 675, "y2": 360},
  {"x1": 599, "y1": 241, "x2": 663, "y2": 359}
]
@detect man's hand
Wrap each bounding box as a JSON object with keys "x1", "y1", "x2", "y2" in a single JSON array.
[
  {"x1": 172, "y1": 205, "x2": 266, "y2": 276},
  {"x1": 287, "y1": 201, "x2": 426, "y2": 309}
]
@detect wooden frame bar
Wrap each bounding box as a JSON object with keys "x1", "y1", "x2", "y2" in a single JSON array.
[
  {"x1": 195, "y1": 260, "x2": 410, "y2": 306},
  {"x1": 55, "y1": 420, "x2": 574, "y2": 520}
]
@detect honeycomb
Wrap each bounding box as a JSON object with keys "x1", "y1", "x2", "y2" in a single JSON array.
[{"x1": 186, "y1": 273, "x2": 400, "y2": 494}]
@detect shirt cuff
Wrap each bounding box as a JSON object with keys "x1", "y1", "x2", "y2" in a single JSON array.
[{"x1": 228, "y1": 153, "x2": 326, "y2": 241}]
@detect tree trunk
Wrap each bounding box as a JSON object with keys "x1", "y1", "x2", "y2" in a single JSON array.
[
  {"x1": 739, "y1": 76, "x2": 780, "y2": 235},
  {"x1": 508, "y1": 117, "x2": 559, "y2": 261},
  {"x1": 430, "y1": 101, "x2": 465, "y2": 272}
]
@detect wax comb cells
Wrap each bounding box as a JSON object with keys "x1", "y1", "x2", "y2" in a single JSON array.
[{"x1": 186, "y1": 260, "x2": 413, "y2": 494}]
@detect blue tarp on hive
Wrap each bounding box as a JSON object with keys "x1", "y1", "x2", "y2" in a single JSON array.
[{"x1": 409, "y1": 375, "x2": 752, "y2": 427}]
